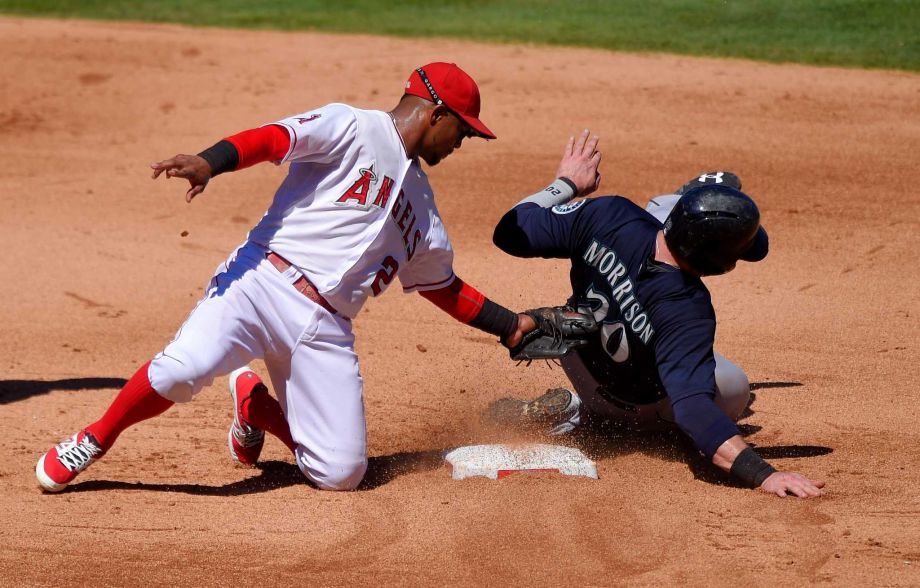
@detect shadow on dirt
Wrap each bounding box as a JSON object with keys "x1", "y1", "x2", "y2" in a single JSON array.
[
  {"x1": 67, "y1": 461, "x2": 305, "y2": 495},
  {"x1": 750, "y1": 381, "x2": 804, "y2": 391},
  {"x1": 65, "y1": 450, "x2": 448, "y2": 495},
  {"x1": 61, "y1": 381, "x2": 825, "y2": 494},
  {"x1": 0, "y1": 378, "x2": 127, "y2": 405},
  {"x1": 582, "y1": 383, "x2": 831, "y2": 488},
  {"x1": 569, "y1": 424, "x2": 832, "y2": 489},
  {"x1": 686, "y1": 444, "x2": 833, "y2": 488},
  {"x1": 483, "y1": 380, "x2": 832, "y2": 489},
  {"x1": 361, "y1": 449, "x2": 446, "y2": 490}
]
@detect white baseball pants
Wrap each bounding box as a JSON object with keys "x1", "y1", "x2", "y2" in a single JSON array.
[
  {"x1": 147, "y1": 242, "x2": 367, "y2": 490},
  {"x1": 559, "y1": 351, "x2": 751, "y2": 430}
]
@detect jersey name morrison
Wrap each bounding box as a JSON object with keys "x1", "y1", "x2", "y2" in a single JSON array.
[{"x1": 583, "y1": 239, "x2": 654, "y2": 344}]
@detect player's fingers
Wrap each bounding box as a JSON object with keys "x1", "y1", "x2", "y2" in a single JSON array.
[
  {"x1": 804, "y1": 485, "x2": 824, "y2": 497},
  {"x1": 798, "y1": 484, "x2": 822, "y2": 498},
  {"x1": 591, "y1": 150, "x2": 602, "y2": 168},
  {"x1": 574, "y1": 129, "x2": 589, "y2": 153},
  {"x1": 788, "y1": 483, "x2": 810, "y2": 498},
  {"x1": 168, "y1": 166, "x2": 192, "y2": 179},
  {"x1": 563, "y1": 135, "x2": 574, "y2": 158},
  {"x1": 151, "y1": 160, "x2": 175, "y2": 179},
  {"x1": 152, "y1": 157, "x2": 178, "y2": 168},
  {"x1": 586, "y1": 134, "x2": 600, "y2": 156},
  {"x1": 805, "y1": 478, "x2": 824, "y2": 488},
  {"x1": 801, "y1": 478, "x2": 825, "y2": 496},
  {"x1": 186, "y1": 185, "x2": 202, "y2": 203},
  {"x1": 784, "y1": 474, "x2": 823, "y2": 498}
]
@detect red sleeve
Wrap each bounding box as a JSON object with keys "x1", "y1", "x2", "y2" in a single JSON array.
[
  {"x1": 419, "y1": 276, "x2": 485, "y2": 323},
  {"x1": 225, "y1": 124, "x2": 291, "y2": 170}
]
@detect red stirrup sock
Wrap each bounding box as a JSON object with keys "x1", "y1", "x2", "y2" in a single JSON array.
[
  {"x1": 242, "y1": 383, "x2": 297, "y2": 454},
  {"x1": 85, "y1": 361, "x2": 174, "y2": 451}
]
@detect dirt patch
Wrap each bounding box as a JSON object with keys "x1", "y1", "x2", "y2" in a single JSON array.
[{"x1": 1, "y1": 16, "x2": 918, "y2": 586}]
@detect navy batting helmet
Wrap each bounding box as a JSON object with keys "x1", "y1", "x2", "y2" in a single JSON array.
[{"x1": 663, "y1": 184, "x2": 769, "y2": 276}]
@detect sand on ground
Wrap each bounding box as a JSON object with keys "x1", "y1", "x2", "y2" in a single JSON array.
[{"x1": 1, "y1": 17, "x2": 918, "y2": 586}]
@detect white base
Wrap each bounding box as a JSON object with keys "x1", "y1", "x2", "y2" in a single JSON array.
[{"x1": 444, "y1": 443, "x2": 598, "y2": 480}]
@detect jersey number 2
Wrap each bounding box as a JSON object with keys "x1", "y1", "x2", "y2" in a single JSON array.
[{"x1": 371, "y1": 256, "x2": 399, "y2": 296}]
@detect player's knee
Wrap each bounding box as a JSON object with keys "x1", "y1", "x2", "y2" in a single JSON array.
[
  {"x1": 713, "y1": 355, "x2": 751, "y2": 421},
  {"x1": 296, "y1": 451, "x2": 367, "y2": 491},
  {"x1": 715, "y1": 385, "x2": 750, "y2": 422},
  {"x1": 148, "y1": 352, "x2": 210, "y2": 403}
]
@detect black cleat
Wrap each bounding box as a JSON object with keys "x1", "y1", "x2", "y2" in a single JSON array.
[{"x1": 485, "y1": 388, "x2": 582, "y2": 435}]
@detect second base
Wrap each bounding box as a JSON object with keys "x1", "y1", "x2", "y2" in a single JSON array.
[{"x1": 444, "y1": 443, "x2": 598, "y2": 480}]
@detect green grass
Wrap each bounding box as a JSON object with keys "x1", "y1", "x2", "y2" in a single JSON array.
[{"x1": 1, "y1": 0, "x2": 918, "y2": 71}]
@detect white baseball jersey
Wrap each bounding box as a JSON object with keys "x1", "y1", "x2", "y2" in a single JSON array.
[
  {"x1": 148, "y1": 102, "x2": 464, "y2": 490},
  {"x1": 246, "y1": 103, "x2": 455, "y2": 318}
]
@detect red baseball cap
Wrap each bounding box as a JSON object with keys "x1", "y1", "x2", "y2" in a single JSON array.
[{"x1": 405, "y1": 62, "x2": 496, "y2": 139}]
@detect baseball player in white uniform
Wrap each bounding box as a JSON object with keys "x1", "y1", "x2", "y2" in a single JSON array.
[{"x1": 36, "y1": 62, "x2": 537, "y2": 492}]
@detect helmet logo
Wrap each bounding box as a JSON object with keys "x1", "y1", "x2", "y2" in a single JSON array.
[{"x1": 697, "y1": 172, "x2": 725, "y2": 184}]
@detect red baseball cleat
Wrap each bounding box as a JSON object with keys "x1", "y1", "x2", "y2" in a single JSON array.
[
  {"x1": 36, "y1": 430, "x2": 105, "y2": 493},
  {"x1": 228, "y1": 367, "x2": 266, "y2": 467}
]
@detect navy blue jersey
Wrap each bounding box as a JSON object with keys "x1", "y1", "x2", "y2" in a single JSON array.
[{"x1": 494, "y1": 196, "x2": 740, "y2": 457}]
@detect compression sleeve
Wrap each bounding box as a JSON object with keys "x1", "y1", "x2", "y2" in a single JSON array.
[
  {"x1": 225, "y1": 124, "x2": 292, "y2": 169},
  {"x1": 515, "y1": 178, "x2": 578, "y2": 207},
  {"x1": 419, "y1": 277, "x2": 517, "y2": 339},
  {"x1": 419, "y1": 277, "x2": 484, "y2": 323},
  {"x1": 196, "y1": 124, "x2": 292, "y2": 176}
]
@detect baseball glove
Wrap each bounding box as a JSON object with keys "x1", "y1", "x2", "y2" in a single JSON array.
[{"x1": 509, "y1": 306, "x2": 598, "y2": 362}]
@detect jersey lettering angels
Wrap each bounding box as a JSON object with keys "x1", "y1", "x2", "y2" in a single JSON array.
[{"x1": 249, "y1": 103, "x2": 454, "y2": 318}]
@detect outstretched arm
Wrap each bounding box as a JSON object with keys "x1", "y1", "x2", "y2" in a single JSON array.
[
  {"x1": 672, "y1": 395, "x2": 826, "y2": 498},
  {"x1": 713, "y1": 435, "x2": 826, "y2": 498},
  {"x1": 493, "y1": 130, "x2": 602, "y2": 258},
  {"x1": 419, "y1": 277, "x2": 536, "y2": 348},
  {"x1": 151, "y1": 124, "x2": 291, "y2": 203},
  {"x1": 514, "y1": 129, "x2": 601, "y2": 208}
]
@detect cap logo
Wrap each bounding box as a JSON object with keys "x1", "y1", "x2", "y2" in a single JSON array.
[{"x1": 415, "y1": 67, "x2": 444, "y2": 106}]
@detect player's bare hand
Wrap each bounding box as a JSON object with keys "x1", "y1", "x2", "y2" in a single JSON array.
[
  {"x1": 760, "y1": 471, "x2": 826, "y2": 498},
  {"x1": 503, "y1": 313, "x2": 538, "y2": 349},
  {"x1": 151, "y1": 154, "x2": 213, "y2": 203},
  {"x1": 556, "y1": 129, "x2": 601, "y2": 197}
]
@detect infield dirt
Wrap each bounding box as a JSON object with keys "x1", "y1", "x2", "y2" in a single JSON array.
[{"x1": 1, "y1": 16, "x2": 918, "y2": 586}]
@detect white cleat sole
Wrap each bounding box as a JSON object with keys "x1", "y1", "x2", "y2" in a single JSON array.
[
  {"x1": 229, "y1": 366, "x2": 255, "y2": 398},
  {"x1": 228, "y1": 366, "x2": 263, "y2": 467},
  {"x1": 35, "y1": 453, "x2": 66, "y2": 493},
  {"x1": 227, "y1": 428, "x2": 248, "y2": 467}
]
